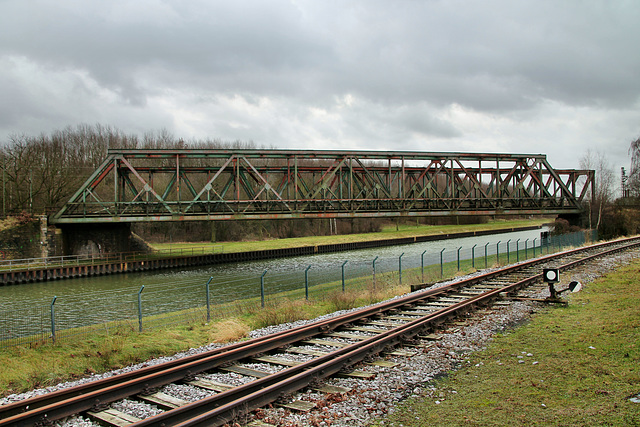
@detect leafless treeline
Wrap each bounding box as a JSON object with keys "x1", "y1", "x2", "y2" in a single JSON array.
[{"x1": 0, "y1": 124, "x2": 255, "y2": 215}]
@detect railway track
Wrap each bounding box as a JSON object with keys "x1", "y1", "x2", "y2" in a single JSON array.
[{"x1": 2, "y1": 236, "x2": 639, "y2": 427}]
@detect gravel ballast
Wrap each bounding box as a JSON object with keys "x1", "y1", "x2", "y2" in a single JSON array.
[{"x1": 1, "y1": 247, "x2": 637, "y2": 427}]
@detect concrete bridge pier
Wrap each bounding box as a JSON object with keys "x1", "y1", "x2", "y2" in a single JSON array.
[{"x1": 60, "y1": 223, "x2": 134, "y2": 256}]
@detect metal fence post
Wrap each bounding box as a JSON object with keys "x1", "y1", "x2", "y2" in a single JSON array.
[
  {"x1": 472, "y1": 244, "x2": 477, "y2": 269},
  {"x1": 137, "y1": 285, "x2": 145, "y2": 332},
  {"x1": 496, "y1": 241, "x2": 501, "y2": 264},
  {"x1": 421, "y1": 250, "x2": 427, "y2": 282},
  {"x1": 516, "y1": 239, "x2": 520, "y2": 262},
  {"x1": 372, "y1": 256, "x2": 379, "y2": 289},
  {"x1": 399, "y1": 253, "x2": 404, "y2": 284},
  {"x1": 50, "y1": 296, "x2": 57, "y2": 343},
  {"x1": 532, "y1": 238, "x2": 536, "y2": 257},
  {"x1": 260, "y1": 270, "x2": 268, "y2": 308},
  {"x1": 305, "y1": 265, "x2": 311, "y2": 300},
  {"x1": 484, "y1": 242, "x2": 489, "y2": 268},
  {"x1": 205, "y1": 277, "x2": 212, "y2": 322},
  {"x1": 341, "y1": 261, "x2": 348, "y2": 292},
  {"x1": 525, "y1": 238, "x2": 529, "y2": 259},
  {"x1": 440, "y1": 248, "x2": 445, "y2": 279},
  {"x1": 506, "y1": 239, "x2": 511, "y2": 264},
  {"x1": 456, "y1": 246, "x2": 462, "y2": 271}
]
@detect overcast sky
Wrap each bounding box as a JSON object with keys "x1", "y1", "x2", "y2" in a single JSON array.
[{"x1": 1, "y1": 0, "x2": 639, "y2": 173}]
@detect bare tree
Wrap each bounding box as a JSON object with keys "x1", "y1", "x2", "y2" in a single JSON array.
[
  {"x1": 628, "y1": 137, "x2": 640, "y2": 196},
  {"x1": 0, "y1": 124, "x2": 143, "y2": 214},
  {"x1": 579, "y1": 149, "x2": 614, "y2": 229}
]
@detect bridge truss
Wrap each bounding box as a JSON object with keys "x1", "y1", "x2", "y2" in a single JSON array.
[{"x1": 51, "y1": 149, "x2": 594, "y2": 224}]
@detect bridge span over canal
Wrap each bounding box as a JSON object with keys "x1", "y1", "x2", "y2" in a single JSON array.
[
  {"x1": 51, "y1": 149, "x2": 594, "y2": 224},
  {"x1": 47, "y1": 149, "x2": 593, "y2": 255}
]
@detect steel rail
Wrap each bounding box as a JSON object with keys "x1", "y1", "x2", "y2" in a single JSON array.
[
  {"x1": 0, "y1": 283, "x2": 448, "y2": 422},
  {"x1": 0, "y1": 239, "x2": 574, "y2": 420},
  {"x1": 136, "y1": 237, "x2": 640, "y2": 426},
  {"x1": 136, "y1": 291, "x2": 501, "y2": 426},
  {"x1": 0, "y1": 276, "x2": 505, "y2": 424},
  {"x1": 1, "y1": 237, "x2": 638, "y2": 426}
]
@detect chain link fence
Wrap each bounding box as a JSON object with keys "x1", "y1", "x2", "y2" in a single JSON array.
[{"x1": 0, "y1": 230, "x2": 595, "y2": 348}]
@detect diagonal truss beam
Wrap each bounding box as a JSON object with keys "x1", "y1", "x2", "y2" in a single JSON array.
[{"x1": 51, "y1": 149, "x2": 593, "y2": 223}]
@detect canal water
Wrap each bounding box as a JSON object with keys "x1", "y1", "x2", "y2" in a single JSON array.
[
  {"x1": 0, "y1": 227, "x2": 552, "y2": 342},
  {"x1": 0, "y1": 227, "x2": 547, "y2": 306}
]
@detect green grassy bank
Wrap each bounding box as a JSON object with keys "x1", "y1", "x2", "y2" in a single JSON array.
[
  {"x1": 151, "y1": 218, "x2": 549, "y2": 253},
  {"x1": 384, "y1": 259, "x2": 640, "y2": 427}
]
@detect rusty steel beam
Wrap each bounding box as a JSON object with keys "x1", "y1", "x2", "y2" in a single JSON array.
[{"x1": 50, "y1": 149, "x2": 594, "y2": 224}]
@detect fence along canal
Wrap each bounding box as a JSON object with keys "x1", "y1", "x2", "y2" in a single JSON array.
[
  {"x1": 0, "y1": 228, "x2": 594, "y2": 348},
  {"x1": 0, "y1": 227, "x2": 542, "y2": 286}
]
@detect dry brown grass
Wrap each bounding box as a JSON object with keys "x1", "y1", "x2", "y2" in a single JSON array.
[
  {"x1": 207, "y1": 319, "x2": 251, "y2": 343},
  {"x1": 250, "y1": 300, "x2": 312, "y2": 329},
  {"x1": 326, "y1": 290, "x2": 359, "y2": 311}
]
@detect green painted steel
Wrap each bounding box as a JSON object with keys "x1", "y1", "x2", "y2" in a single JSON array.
[
  {"x1": 51, "y1": 149, "x2": 594, "y2": 224},
  {"x1": 260, "y1": 270, "x2": 267, "y2": 308},
  {"x1": 137, "y1": 285, "x2": 144, "y2": 332},
  {"x1": 206, "y1": 277, "x2": 212, "y2": 322},
  {"x1": 341, "y1": 260, "x2": 348, "y2": 292},
  {"x1": 50, "y1": 296, "x2": 57, "y2": 343}
]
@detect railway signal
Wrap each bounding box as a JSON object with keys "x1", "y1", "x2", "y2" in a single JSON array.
[{"x1": 543, "y1": 268, "x2": 581, "y2": 302}]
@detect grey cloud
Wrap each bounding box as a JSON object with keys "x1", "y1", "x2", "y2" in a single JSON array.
[
  {"x1": 4, "y1": 0, "x2": 639, "y2": 111},
  {"x1": 1, "y1": 0, "x2": 639, "y2": 171}
]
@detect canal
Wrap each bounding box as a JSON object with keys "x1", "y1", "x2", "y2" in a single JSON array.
[{"x1": 0, "y1": 227, "x2": 549, "y2": 333}]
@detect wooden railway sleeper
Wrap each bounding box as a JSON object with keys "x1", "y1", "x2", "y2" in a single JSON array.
[{"x1": 6, "y1": 237, "x2": 640, "y2": 427}]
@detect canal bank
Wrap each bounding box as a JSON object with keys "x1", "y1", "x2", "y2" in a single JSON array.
[{"x1": 0, "y1": 225, "x2": 543, "y2": 286}]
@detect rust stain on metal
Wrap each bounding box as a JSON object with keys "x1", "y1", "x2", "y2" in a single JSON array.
[{"x1": 51, "y1": 149, "x2": 593, "y2": 224}]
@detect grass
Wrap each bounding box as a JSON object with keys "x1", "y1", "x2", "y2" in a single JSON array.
[
  {"x1": 0, "y1": 323, "x2": 212, "y2": 396},
  {"x1": 384, "y1": 258, "x2": 640, "y2": 426},
  {"x1": 0, "y1": 218, "x2": 547, "y2": 272},
  {"x1": 0, "y1": 233, "x2": 560, "y2": 397},
  {"x1": 0, "y1": 271, "x2": 408, "y2": 397},
  {"x1": 150, "y1": 218, "x2": 549, "y2": 253}
]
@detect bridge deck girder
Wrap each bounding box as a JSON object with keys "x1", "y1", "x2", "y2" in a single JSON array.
[{"x1": 51, "y1": 149, "x2": 594, "y2": 224}]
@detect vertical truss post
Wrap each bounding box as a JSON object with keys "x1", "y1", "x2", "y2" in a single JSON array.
[{"x1": 51, "y1": 150, "x2": 593, "y2": 223}]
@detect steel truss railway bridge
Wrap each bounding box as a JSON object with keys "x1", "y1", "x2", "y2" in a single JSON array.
[{"x1": 51, "y1": 149, "x2": 594, "y2": 224}]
